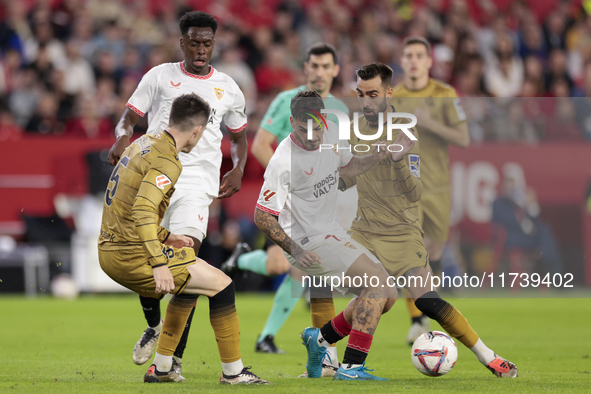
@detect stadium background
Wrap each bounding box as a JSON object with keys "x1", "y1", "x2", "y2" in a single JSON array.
[{"x1": 0, "y1": 0, "x2": 590, "y2": 294}]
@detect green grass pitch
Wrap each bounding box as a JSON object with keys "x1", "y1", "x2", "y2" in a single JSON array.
[{"x1": 1, "y1": 294, "x2": 590, "y2": 393}]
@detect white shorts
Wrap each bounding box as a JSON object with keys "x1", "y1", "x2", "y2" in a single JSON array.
[
  {"x1": 286, "y1": 231, "x2": 382, "y2": 295},
  {"x1": 161, "y1": 189, "x2": 214, "y2": 242}
]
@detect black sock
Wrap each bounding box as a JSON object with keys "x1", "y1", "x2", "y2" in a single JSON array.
[
  {"x1": 411, "y1": 315, "x2": 424, "y2": 325},
  {"x1": 320, "y1": 321, "x2": 342, "y2": 345},
  {"x1": 174, "y1": 305, "x2": 196, "y2": 359},
  {"x1": 343, "y1": 347, "x2": 367, "y2": 365},
  {"x1": 139, "y1": 295, "x2": 161, "y2": 328}
]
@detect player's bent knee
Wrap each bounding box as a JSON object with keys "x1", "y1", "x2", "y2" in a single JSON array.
[
  {"x1": 209, "y1": 281, "x2": 235, "y2": 308},
  {"x1": 414, "y1": 291, "x2": 446, "y2": 319}
]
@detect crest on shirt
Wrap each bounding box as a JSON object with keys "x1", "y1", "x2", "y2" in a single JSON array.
[
  {"x1": 214, "y1": 87, "x2": 224, "y2": 100},
  {"x1": 409, "y1": 154, "x2": 420, "y2": 177},
  {"x1": 155, "y1": 174, "x2": 172, "y2": 189},
  {"x1": 344, "y1": 242, "x2": 357, "y2": 250},
  {"x1": 331, "y1": 144, "x2": 340, "y2": 157}
]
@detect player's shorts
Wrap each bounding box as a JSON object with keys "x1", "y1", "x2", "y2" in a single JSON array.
[
  {"x1": 350, "y1": 229, "x2": 429, "y2": 278},
  {"x1": 418, "y1": 192, "x2": 451, "y2": 244},
  {"x1": 285, "y1": 231, "x2": 382, "y2": 295},
  {"x1": 99, "y1": 246, "x2": 196, "y2": 299},
  {"x1": 161, "y1": 189, "x2": 214, "y2": 242}
]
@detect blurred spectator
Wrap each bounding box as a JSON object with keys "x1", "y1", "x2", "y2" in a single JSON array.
[
  {"x1": 484, "y1": 34, "x2": 524, "y2": 97},
  {"x1": 544, "y1": 49, "x2": 574, "y2": 94},
  {"x1": 65, "y1": 97, "x2": 113, "y2": 138},
  {"x1": 543, "y1": 11, "x2": 567, "y2": 51},
  {"x1": 23, "y1": 19, "x2": 66, "y2": 67},
  {"x1": 255, "y1": 44, "x2": 295, "y2": 95},
  {"x1": 0, "y1": 2, "x2": 27, "y2": 56},
  {"x1": 25, "y1": 91, "x2": 64, "y2": 135},
  {"x1": 492, "y1": 168, "x2": 564, "y2": 275},
  {"x1": 523, "y1": 56, "x2": 545, "y2": 96},
  {"x1": 214, "y1": 47, "x2": 257, "y2": 115},
  {"x1": 61, "y1": 40, "x2": 95, "y2": 97},
  {"x1": 8, "y1": 67, "x2": 40, "y2": 126},
  {"x1": 518, "y1": 23, "x2": 546, "y2": 59},
  {"x1": 91, "y1": 20, "x2": 125, "y2": 64}
]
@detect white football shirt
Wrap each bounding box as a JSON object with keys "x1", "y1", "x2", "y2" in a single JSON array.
[
  {"x1": 256, "y1": 121, "x2": 353, "y2": 243},
  {"x1": 126, "y1": 62, "x2": 247, "y2": 196}
]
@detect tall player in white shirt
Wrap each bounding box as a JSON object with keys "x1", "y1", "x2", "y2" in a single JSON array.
[
  {"x1": 254, "y1": 90, "x2": 413, "y2": 380},
  {"x1": 107, "y1": 11, "x2": 261, "y2": 384}
]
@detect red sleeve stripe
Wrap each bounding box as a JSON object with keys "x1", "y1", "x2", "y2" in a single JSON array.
[
  {"x1": 256, "y1": 203, "x2": 280, "y2": 216},
  {"x1": 227, "y1": 123, "x2": 247, "y2": 133},
  {"x1": 126, "y1": 103, "x2": 145, "y2": 117}
]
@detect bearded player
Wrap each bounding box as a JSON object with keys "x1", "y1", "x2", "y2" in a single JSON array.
[
  {"x1": 340, "y1": 62, "x2": 518, "y2": 378},
  {"x1": 391, "y1": 36, "x2": 470, "y2": 345},
  {"x1": 107, "y1": 11, "x2": 248, "y2": 373},
  {"x1": 221, "y1": 43, "x2": 348, "y2": 373}
]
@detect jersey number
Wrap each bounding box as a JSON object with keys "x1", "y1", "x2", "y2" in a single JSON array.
[{"x1": 105, "y1": 156, "x2": 130, "y2": 206}]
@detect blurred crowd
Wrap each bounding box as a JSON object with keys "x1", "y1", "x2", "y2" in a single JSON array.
[{"x1": 1, "y1": 0, "x2": 591, "y2": 142}]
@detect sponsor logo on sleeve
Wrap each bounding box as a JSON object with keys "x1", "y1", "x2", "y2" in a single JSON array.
[
  {"x1": 454, "y1": 98, "x2": 467, "y2": 121},
  {"x1": 409, "y1": 154, "x2": 420, "y2": 177},
  {"x1": 263, "y1": 189, "x2": 276, "y2": 201},
  {"x1": 155, "y1": 174, "x2": 172, "y2": 189}
]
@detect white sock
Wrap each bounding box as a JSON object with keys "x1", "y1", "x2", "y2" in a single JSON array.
[
  {"x1": 316, "y1": 331, "x2": 329, "y2": 348},
  {"x1": 153, "y1": 352, "x2": 172, "y2": 372},
  {"x1": 222, "y1": 359, "x2": 244, "y2": 376},
  {"x1": 150, "y1": 320, "x2": 163, "y2": 334},
  {"x1": 324, "y1": 347, "x2": 339, "y2": 367},
  {"x1": 470, "y1": 338, "x2": 496, "y2": 365},
  {"x1": 342, "y1": 363, "x2": 363, "y2": 370}
]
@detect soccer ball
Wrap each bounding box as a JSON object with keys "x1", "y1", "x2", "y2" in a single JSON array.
[{"x1": 411, "y1": 331, "x2": 458, "y2": 377}]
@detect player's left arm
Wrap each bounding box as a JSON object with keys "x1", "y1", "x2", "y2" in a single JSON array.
[
  {"x1": 220, "y1": 84, "x2": 248, "y2": 199},
  {"x1": 391, "y1": 131, "x2": 423, "y2": 203},
  {"x1": 415, "y1": 95, "x2": 470, "y2": 148}
]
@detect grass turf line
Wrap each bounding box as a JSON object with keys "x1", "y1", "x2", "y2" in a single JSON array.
[{"x1": 0, "y1": 294, "x2": 590, "y2": 393}]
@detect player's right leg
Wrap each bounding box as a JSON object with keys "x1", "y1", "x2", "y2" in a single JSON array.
[
  {"x1": 298, "y1": 241, "x2": 396, "y2": 380},
  {"x1": 181, "y1": 260, "x2": 270, "y2": 384},
  {"x1": 144, "y1": 190, "x2": 210, "y2": 369}
]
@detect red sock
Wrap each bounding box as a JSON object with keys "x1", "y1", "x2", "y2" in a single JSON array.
[{"x1": 343, "y1": 329, "x2": 373, "y2": 365}]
